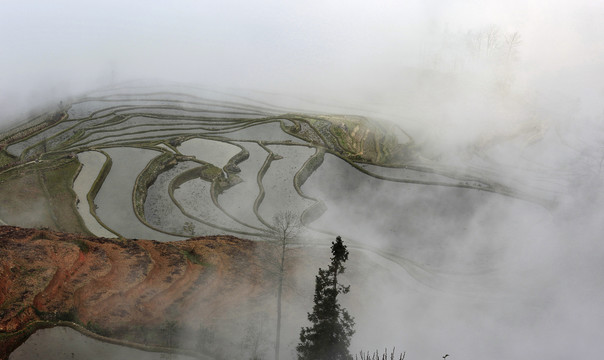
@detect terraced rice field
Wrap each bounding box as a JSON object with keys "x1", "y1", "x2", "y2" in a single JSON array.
[
  {"x1": 0, "y1": 85, "x2": 555, "y2": 243},
  {"x1": 0, "y1": 84, "x2": 569, "y2": 360}
]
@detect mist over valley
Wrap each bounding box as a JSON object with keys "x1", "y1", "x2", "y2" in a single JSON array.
[{"x1": 1, "y1": 1, "x2": 604, "y2": 359}]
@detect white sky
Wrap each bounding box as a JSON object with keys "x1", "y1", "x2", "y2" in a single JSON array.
[{"x1": 1, "y1": 0, "x2": 603, "y2": 123}]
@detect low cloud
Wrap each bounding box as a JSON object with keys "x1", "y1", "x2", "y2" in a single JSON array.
[{"x1": 3, "y1": 0, "x2": 604, "y2": 359}]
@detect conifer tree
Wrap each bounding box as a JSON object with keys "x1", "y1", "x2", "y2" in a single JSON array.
[{"x1": 297, "y1": 236, "x2": 355, "y2": 360}]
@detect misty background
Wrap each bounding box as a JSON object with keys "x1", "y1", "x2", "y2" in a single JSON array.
[{"x1": 3, "y1": 0, "x2": 604, "y2": 359}]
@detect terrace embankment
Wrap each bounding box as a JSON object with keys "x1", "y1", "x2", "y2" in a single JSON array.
[{"x1": 0, "y1": 225, "x2": 288, "y2": 359}]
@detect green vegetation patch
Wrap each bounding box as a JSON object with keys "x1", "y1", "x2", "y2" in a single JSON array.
[
  {"x1": 279, "y1": 115, "x2": 328, "y2": 146},
  {"x1": 0, "y1": 149, "x2": 16, "y2": 167},
  {"x1": 69, "y1": 238, "x2": 90, "y2": 253},
  {"x1": 280, "y1": 114, "x2": 413, "y2": 166},
  {"x1": 322, "y1": 115, "x2": 413, "y2": 165},
  {"x1": 180, "y1": 247, "x2": 210, "y2": 266},
  {"x1": 199, "y1": 164, "x2": 223, "y2": 180}
]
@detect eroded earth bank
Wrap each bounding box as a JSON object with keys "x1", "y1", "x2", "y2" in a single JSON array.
[{"x1": 0, "y1": 225, "x2": 296, "y2": 359}]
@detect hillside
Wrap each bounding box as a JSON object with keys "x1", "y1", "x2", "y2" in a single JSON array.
[
  {"x1": 0, "y1": 87, "x2": 547, "y2": 245},
  {"x1": 0, "y1": 225, "x2": 291, "y2": 359}
]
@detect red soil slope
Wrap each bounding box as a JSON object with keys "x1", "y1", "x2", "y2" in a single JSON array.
[{"x1": 0, "y1": 226, "x2": 282, "y2": 358}]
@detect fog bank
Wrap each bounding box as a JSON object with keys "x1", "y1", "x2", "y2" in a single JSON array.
[{"x1": 3, "y1": 1, "x2": 604, "y2": 359}]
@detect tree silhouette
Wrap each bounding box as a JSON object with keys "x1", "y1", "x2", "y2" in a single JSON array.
[
  {"x1": 297, "y1": 236, "x2": 355, "y2": 360},
  {"x1": 265, "y1": 210, "x2": 302, "y2": 360}
]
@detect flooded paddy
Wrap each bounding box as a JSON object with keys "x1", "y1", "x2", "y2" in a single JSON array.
[
  {"x1": 73, "y1": 151, "x2": 116, "y2": 237},
  {"x1": 144, "y1": 160, "x2": 201, "y2": 235},
  {"x1": 67, "y1": 100, "x2": 138, "y2": 119},
  {"x1": 72, "y1": 125, "x2": 207, "y2": 144},
  {"x1": 10, "y1": 327, "x2": 200, "y2": 360},
  {"x1": 114, "y1": 106, "x2": 267, "y2": 119},
  {"x1": 178, "y1": 138, "x2": 241, "y2": 167},
  {"x1": 4, "y1": 121, "x2": 74, "y2": 157},
  {"x1": 72, "y1": 129, "x2": 223, "y2": 149},
  {"x1": 224, "y1": 121, "x2": 305, "y2": 143},
  {"x1": 257, "y1": 144, "x2": 317, "y2": 223},
  {"x1": 216, "y1": 142, "x2": 268, "y2": 228},
  {"x1": 91, "y1": 116, "x2": 221, "y2": 129},
  {"x1": 95, "y1": 147, "x2": 183, "y2": 241},
  {"x1": 173, "y1": 177, "x2": 256, "y2": 235}
]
